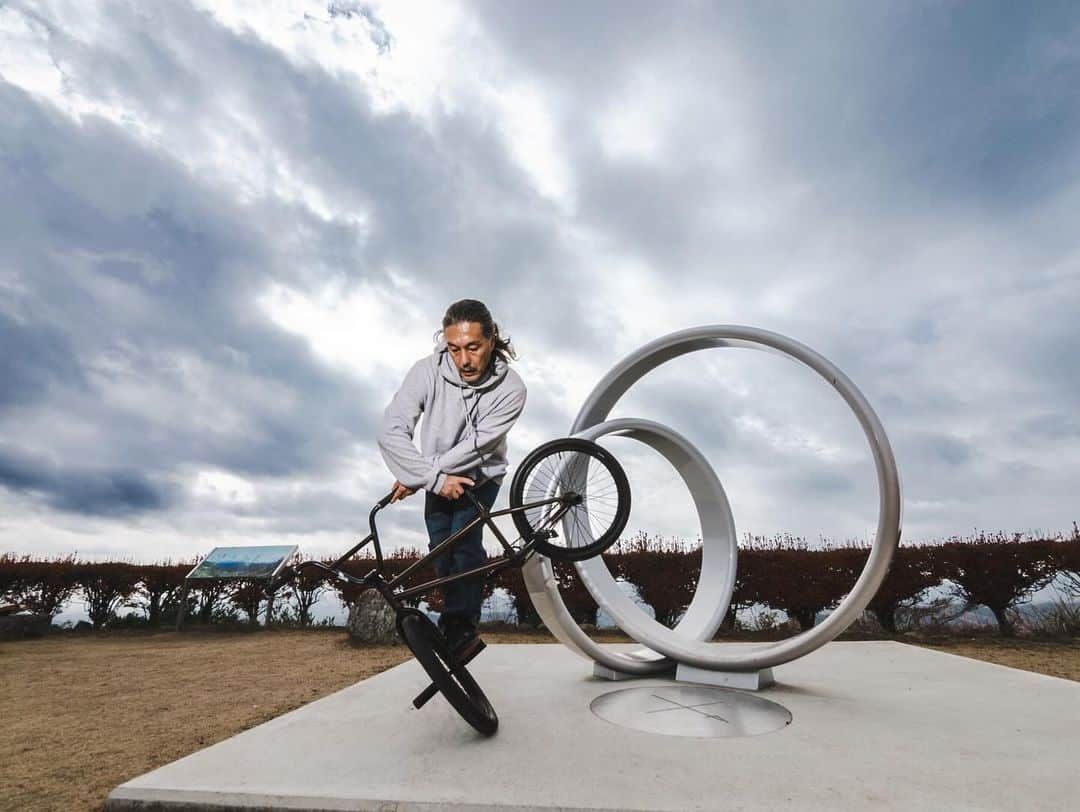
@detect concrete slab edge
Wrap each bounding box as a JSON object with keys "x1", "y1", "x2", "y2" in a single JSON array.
[{"x1": 105, "y1": 786, "x2": 632, "y2": 812}]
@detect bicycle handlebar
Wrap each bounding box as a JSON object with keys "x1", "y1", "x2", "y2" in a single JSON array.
[
  {"x1": 369, "y1": 489, "x2": 396, "y2": 538},
  {"x1": 270, "y1": 483, "x2": 484, "y2": 595},
  {"x1": 266, "y1": 489, "x2": 395, "y2": 596}
]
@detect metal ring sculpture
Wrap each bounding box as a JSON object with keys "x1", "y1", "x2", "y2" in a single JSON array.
[{"x1": 522, "y1": 325, "x2": 903, "y2": 673}]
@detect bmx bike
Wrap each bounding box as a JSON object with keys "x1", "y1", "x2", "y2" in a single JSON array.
[{"x1": 267, "y1": 437, "x2": 631, "y2": 736}]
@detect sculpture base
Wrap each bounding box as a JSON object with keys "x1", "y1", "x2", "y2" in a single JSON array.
[
  {"x1": 108, "y1": 642, "x2": 1079, "y2": 811},
  {"x1": 592, "y1": 661, "x2": 673, "y2": 681},
  {"x1": 676, "y1": 662, "x2": 775, "y2": 690},
  {"x1": 592, "y1": 656, "x2": 774, "y2": 691}
]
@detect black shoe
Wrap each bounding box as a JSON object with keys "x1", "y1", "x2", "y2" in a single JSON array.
[{"x1": 441, "y1": 616, "x2": 480, "y2": 660}]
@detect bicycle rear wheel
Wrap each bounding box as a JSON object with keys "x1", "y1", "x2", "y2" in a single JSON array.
[
  {"x1": 397, "y1": 610, "x2": 498, "y2": 736},
  {"x1": 509, "y1": 437, "x2": 631, "y2": 562}
]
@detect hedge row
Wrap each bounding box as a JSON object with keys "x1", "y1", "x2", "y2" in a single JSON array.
[
  {"x1": 504, "y1": 530, "x2": 1080, "y2": 637},
  {"x1": 3, "y1": 529, "x2": 1078, "y2": 636}
]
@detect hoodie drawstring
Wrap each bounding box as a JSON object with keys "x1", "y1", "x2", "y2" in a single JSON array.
[{"x1": 459, "y1": 385, "x2": 487, "y2": 483}]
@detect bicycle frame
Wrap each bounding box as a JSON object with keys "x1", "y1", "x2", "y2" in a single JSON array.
[{"x1": 271, "y1": 487, "x2": 578, "y2": 612}]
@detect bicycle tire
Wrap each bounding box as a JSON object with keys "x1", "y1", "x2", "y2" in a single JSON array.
[
  {"x1": 509, "y1": 437, "x2": 631, "y2": 562},
  {"x1": 397, "y1": 610, "x2": 498, "y2": 736}
]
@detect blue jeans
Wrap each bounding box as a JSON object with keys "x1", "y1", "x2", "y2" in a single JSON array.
[{"x1": 424, "y1": 478, "x2": 501, "y2": 634}]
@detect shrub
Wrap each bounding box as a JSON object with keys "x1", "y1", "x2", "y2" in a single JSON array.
[
  {"x1": 76, "y1": 561, "x2": 141, "y2": 628},
  {"x1": 133, "y1": 563, "x2": 190, "y2": 627},
  {"x1": 0, "y1": 552, "x2": 20, "y2": 603},
  {"x1": 938, "y1": 533, "x2": 1059, "y2": 637},
  {"x1": 1053, "y1": 526, "x2": 1080, "y2": 598},
  {"x1": 285, "y1": 556, "x2": 328, "y2": 627},
  {"x1": 0, "y1": 554, "x2": 78, "y2": 615},
  {"x1": 866, "y1": 545, "x2": 943, "y2": 633},
  {"x1": 550, "y1": 559, "x2": 601, "y2": 626},
  {"x1": 227, "y1": 579, "x2": 267, "y2": 627},
  {"x1": 740, "y1": 537, "x2": 865, "y2": 630},
  {"x1": 608, "y1": 532, "x2": 700, "y2": 627},
  {"x1": 493, "y1": 566, "x2": 542, "y2": 628},
  {"x1": 193, "y1": 580, "x2": 237, "y2": 624}
]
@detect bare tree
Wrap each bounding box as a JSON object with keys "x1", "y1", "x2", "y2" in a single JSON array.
[
  {"x1": 227, "y1": 580, "x2": 266, "y2": 627},
  {"x1": 1054, "y1": 524, "x2": 1080, "y2": 598},
  {"x1": 134, "y1": 563, "x2": 190, "y2": 627},
  {"x1": 493, "y1": 567, "x2": 542, "y2": 628},
  {"x1": 77, "y1": 561, "x2": 141, "y2": 628},
  {"x1": 194, "y1": 581, "x2": 235, "y2": 624},
  {"x1": 940, "y1": 533, "x2": 1058, "y2": 637},
  {"x1": 866, "y1": 545, "x2": 943, "y2": 633},
  {"x1": 1, "y1": 554, "x2": 79, "y2": 616},
  {"x1": 286, "y1": 559, "x2": 327, "y2": 627},
  {"x1": 741, "y1": 538, "x2": 865, "y2": 631},
  {"x1": 609, "y1": 532, "x2": 700, "y2": 627}
]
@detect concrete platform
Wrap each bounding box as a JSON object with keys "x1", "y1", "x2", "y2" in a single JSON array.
[{"x1": 107, "y1": 642, "x2": 1079, "y2": 811}]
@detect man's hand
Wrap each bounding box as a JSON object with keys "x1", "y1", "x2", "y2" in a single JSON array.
[
  {"x1": 390, "y1": 480, "x2": 417, "y2": 503},
  {"x1": 438, "y1": 474, "x2": 475, "y2": 500}
]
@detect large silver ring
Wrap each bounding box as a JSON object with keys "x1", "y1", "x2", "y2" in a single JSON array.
[{"x1": 526, "y1": 325, "x2": 902, "y2": 672}]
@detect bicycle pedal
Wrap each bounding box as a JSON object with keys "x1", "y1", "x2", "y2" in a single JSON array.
[
  {"x1": 413, "y1": 683, "x2": 438, "y2": 709},
  {"x1": 412, "y1": 639, "x2": 486, "y2": 710}
]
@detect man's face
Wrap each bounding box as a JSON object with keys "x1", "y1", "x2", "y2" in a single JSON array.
[{"x1": 445, "y1": 321, "x2": 495, "y2": 383}]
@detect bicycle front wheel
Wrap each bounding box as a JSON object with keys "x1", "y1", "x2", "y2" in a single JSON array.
[
  {"x1": 509, "y1": 437, "x2": 631, "y2": 562},
  {"x1": 397, "y1": 610, "x2": 498, "y2": 736}
]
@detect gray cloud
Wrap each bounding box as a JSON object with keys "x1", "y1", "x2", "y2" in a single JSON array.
[
  {"x1": 0, "y1": 443, "x2": 171, "y2": 516},
  {"x1": 0, "y1": 312, "x2": 86, "y2": 410},
  {"x1": 1, "y1": 81, "x2": 377, "y2": 479},
  {"x1": 0, "y1": 1, "x2": 1077, "y2": 559}
]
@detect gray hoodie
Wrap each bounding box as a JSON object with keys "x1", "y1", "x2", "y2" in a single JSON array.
[{"x1": 377, "y1": 342, "x2": 527, "y2": 494}]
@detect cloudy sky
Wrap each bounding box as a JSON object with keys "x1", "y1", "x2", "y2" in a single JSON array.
[{"x1": 1, "y1": 0, "x2": 1078, "y2": 565}]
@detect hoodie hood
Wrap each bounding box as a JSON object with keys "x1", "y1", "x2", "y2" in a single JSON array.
[{"x1": 434, "y1": 340, "x2": 510, "y2": 391}]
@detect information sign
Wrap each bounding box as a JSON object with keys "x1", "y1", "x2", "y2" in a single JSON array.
[{"x1": 185, "y1": 545, "x2": 298, "y2": 581}]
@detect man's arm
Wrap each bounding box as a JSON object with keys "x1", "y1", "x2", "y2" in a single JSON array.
[
  {"x1": 376, "y1": 360, "x2": 440, "y2": 491},
  {"x1": 431, "y1": 388, "x2": 527, "y2": 481}
]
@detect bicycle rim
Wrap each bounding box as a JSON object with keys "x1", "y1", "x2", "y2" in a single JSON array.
[
  {"x1": 399, "y1": 612, "x2": 498, "y2": 736},
  {"x1": 510, "y1": 438, "x2": 630, "y2": 561}
]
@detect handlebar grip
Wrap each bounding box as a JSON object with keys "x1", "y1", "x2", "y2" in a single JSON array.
[{"x1": 376, "y1": 491, "x2": 395, "y2": 509}]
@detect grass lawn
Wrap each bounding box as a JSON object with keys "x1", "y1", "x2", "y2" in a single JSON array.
[
  {"x1": 2, "y1": 628, "x2": 1077, "y2": 811},
  {"x1": 909, "y1": 636, "x2": 1080, "y2": 682}
]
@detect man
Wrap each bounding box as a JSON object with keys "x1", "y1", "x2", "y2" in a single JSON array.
[{"x1": 377, "y1": 299, "x2": 527, "y2": 653}]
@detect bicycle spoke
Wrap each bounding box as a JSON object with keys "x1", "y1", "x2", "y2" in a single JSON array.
[
  {"x1": 585, "y1": 467, "x2": 612, "y2": 489},
  {"x1": 582, "y1": 484, "x2": 618, "y2": 499},
  {"x1": 583, "y1": 496, "x2": 619, "y2": 512},
  {"x1": 571, "y1": 506, "x2": 593, "y2": 547},
  {"x1": 585, "y1": 504, "x2": 616, "y2": 521}
]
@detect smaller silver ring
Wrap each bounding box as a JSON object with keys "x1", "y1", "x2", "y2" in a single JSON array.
[{"x1": 522, "y1": 418, "x2": 737, "y2": 675}]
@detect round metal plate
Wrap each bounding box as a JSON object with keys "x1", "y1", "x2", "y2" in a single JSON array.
[{"x1": 590, "y1": 686, "x2": 792, "y2": 738}]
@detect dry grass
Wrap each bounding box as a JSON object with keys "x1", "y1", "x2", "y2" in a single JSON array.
[
  {"x1": 909, "y1": 636, "x2": 1080, "y2": 682},
  {"x1": 2, "y1": 628, "x2": 1076, "y2": 811},
  {"x1": 1, "y1": 629, "x2": 410, "y2": 812}
]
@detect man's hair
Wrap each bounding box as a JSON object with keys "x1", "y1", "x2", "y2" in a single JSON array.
[{"x1": 435, "y1": 299, "x2": 517, "y2": 362}]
